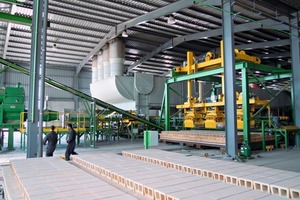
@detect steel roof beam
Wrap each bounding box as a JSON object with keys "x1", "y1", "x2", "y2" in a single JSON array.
[
  {"x1": 76, "y1": 0, "x2": 219, "y2": 76},
  {"x1": 260, "y1": 52, "x2": 290, "y2": 59},
  {"x1": 0, "y1": 0, "x2": 26, "y2": 6},
  {"x1": 2, "y1": 4, "x2": 15, "y2": 59},
  {"x1": 128, "y1": 18, "x2": 286, "y2": 73},
  {"x1": 0, "y1": 11, "x2": 31, "y2": 25},
  {"x1": 236, "y1": 39, "x2": 290, "y2": 50}
]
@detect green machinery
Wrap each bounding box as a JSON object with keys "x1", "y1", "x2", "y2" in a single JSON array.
[
  {"x1": 0, "y1": 84, "x2": 60, "y2": 150},
  {"x1": 0, "y1": 84, "x2": 25, "y2": 150}
]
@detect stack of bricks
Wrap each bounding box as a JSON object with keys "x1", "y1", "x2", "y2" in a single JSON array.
[
  {"x1": 122, "y1": 149, "x2": 300, "y2": 199},
  {"x1": 8, "y1": 157, "x2": 138, "y2": 200},
  {"x1": 72, "y1": 153, "x2": 287, "y2": 200},
  {"x1": 160, "y1": 130, "x2": 274, "y2": 147}
]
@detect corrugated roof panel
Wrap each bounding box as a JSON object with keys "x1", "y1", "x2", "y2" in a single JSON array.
[
  {"x1": 0, "y1": 0, "x2": 295, "y2": 79},
  {"x1": 50, "y1": 1, "x2": 122, "y2": 25},
  {"x1": 6, "y1": 52, "x2": 30, "y2": 58},
  {"x1": 10, "y1": 30, "x2": 31, "y2": 39},
  {"x1": 7, "y1": 47, "x2": 30, "y2": 54},
  {"x1": 46, "y1": 52, "x2": 85, "y2": 60}
]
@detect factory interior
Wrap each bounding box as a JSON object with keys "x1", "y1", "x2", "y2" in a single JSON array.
[{"x1": 0, "y1": 0, "x2": 300, "y2": 199}]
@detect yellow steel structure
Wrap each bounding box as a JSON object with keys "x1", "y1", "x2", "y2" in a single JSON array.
[
  {"x1": 19, "y1": 111, "x2": 87, "y2": 133},
  {"x1": 175, "y1": 41, "x2": 269, "y2": 129}
]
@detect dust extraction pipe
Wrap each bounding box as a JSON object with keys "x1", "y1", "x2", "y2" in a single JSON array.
[{"x1": 110, "y1": 37, "x2": 125, "y2": 77}]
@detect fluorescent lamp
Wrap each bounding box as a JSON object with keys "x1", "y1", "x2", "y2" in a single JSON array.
[
  {"x1": 122, "y1": 30, "x2": 128, "y2": 37},
  {"x1": 167, "y1": 15, "x2": 176, "y2": 25}
]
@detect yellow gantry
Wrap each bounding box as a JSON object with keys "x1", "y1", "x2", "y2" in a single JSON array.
[{"x1": 175, "y1": 41, "x2": 267, "y2": 129}]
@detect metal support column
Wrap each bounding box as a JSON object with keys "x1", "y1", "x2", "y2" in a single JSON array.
[
  {"x1": 7, "y1": 127, "x2": 14, "y2": 150},
  {"x1": 37, "y1": 0, "x2": 48, "y2": 157},
  {"x1": 164, "y1": 83, "x2": 170, "y2": 131},
  {"x1": 26, "y1": 0, "x2": 43, "y2": 158},
  {"x1": 90, "y1": 101, "x2": 96, "y2": 148},
  {"x1": 290, "y1": 15, "x2": 300, "y2": 147},
  {"x1": 222, "y1": 0, "x2": 237, "y2": 158},
  {"x1": 241, "y1": 63, "x2": 251, "y2": 156},
  {"x1": 73, "y1": 75, "x2": 79, "y2": 110}
]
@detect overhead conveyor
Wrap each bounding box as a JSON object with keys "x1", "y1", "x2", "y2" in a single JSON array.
[{"x1": 0, "y1": 57, "x2": 163, "y2": 131}]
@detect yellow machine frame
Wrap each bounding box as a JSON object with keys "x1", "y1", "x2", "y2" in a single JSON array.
[{"x1": 175, "y1": 41, "x2": 269, "y2": 129}]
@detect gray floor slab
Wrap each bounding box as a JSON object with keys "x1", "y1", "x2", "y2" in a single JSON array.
[{"x1": 1, "y1": 135, "x2": 300, "y2": 200}]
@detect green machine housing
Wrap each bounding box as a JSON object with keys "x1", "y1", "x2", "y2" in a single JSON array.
[{"x1": 0, "y1": 84, "x2": 25, "y2": 150}]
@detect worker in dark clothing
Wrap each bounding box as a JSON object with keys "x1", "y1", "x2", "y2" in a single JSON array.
[
  {"x1": 43, "y1": 125, "x2": 58, "y2": 157},
  {"x1": 65, "y1": 123, "x2": 77, "y2": 161}
]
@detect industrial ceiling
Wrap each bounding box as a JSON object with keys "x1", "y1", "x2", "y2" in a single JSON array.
[{"x1": 0, "y1": 0, "x2": 299, "y2": 79}]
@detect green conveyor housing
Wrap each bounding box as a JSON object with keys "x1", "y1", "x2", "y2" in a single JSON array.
[
  {"x1": 0, "y1": 85, "x2": 25, "y2": 127},
  {"x1": 0, "y1": 57, "x2": 163, "y2": 130}
]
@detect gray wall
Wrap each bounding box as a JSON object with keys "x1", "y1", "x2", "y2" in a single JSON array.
[{"x1": 3, "y1": 65, "x2": 91, "y2": 112}]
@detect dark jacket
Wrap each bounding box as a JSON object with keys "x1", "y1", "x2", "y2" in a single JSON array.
[
  {"x1": 67, "y1": 128, "x2": 76, "y2": 144},
  {"x1": 43, "y1": 130, "x2": 58, "y2": 156}
]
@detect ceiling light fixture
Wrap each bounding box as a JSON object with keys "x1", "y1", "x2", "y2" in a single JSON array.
[
  {"x1": 167, "y1": 15, "x2": 176, "y2": 25},
  {"x1": 122, "y1": 30, "x2": 128, "y2": 37}
]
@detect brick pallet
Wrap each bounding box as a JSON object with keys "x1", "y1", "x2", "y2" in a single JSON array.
[
  {"x1": 72, "y1": 153, "x2": 286, "y2": 200},
  {"x1": 160, "y1": 130, "x2": 274, "y2": 148},
  {"x1": 8, "y1": 157, "x2": 138, "y2": 200},
  {"x1": 122, "y1": 149, "x2": 300, "y2": 199}
]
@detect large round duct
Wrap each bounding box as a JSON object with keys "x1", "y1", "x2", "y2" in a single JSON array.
[
  {"x1": 92, "y1": 56, "x2": 98, "y2": 83},
  {"x1": 109, "y1": 38, "x2": 125, "y2": 76},
  {"x1": 97, "y1": 52, "x2": 104, "y2": 81},
  {"x1": 103, "y1": 44, "x2": 110, "y2": 79}
]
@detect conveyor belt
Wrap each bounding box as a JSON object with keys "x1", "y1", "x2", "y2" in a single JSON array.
[{"x1": 0, "y1": 57, "x2": 163, "y2": 130}]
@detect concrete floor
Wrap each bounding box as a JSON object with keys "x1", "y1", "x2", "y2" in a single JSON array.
[{"x1": 0, "y1": 132, "x2": 300, "y2": 199}]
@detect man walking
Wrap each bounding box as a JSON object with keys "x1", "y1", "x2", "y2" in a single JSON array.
[
  {"x1": 43, "y1": 125, "x2": 58, "y2": 157},
  {"x1": 65, "y1": 123, "x2": 77, "y2": 161}
]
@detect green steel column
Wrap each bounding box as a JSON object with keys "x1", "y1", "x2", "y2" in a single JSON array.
[
  {"x1": 144, "y1": 130, "x2": 149, "y2": 149},
  {"x1": 290, "y1": 16, "x2": 300, "y2": 147},
  {"x1": 7, "y1": 127, "x2": 14, "y2": 150},
  {"x1": 26, "y1": 0, "x2": 43, "y2": 158},
  {"x1": 158, "y1": 94, "x2": 165, "y2": 126},
  {"x1": 164, "y1": 82, "x2": 170, "y2": 131},
  {"x1": 262, "y1": 121, "x2": 266, "y2": 151},
  {"x1": 274, "y1": 132, "x2": 278, "y2": 148},
  {"x1": 284, "y1": 130, "x2": 288, "y2": 149},
  {"x1": 241, "y1": 65, "x2": 251, "y2": 152},
  {"x1": 20, "y1": 132, "x2": 22, "y2": 149},
  {"x1": 91, "y1": 102, "x2": 96, "y2": 148},
  {"x1": 22, "y1": 133, "x2": 26, "y2": 151},
  {"x1": 222, "y1": 0, "x2": 237, "y2": 158}
]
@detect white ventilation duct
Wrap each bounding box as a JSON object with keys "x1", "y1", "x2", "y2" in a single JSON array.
[
  {"x1": 91, "y1": 55, "x2": 98, "y2": 83},
  {"x1": 97, "y1": 51, "x2": 104, "y2": 81},
  {"x1": 109, "y1": 37, "x2": 125, "y2": 77},
  {"x1": 103, "y1": 44, "x2": 110, "y2": 79}
]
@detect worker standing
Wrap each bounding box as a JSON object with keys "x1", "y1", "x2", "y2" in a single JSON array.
[
  {"x1": 43, "y1": 125, "x2": 58, "y2": 157},
  {"x1": 65, "y1": 123, "x2": 77, "y2": 161}
]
